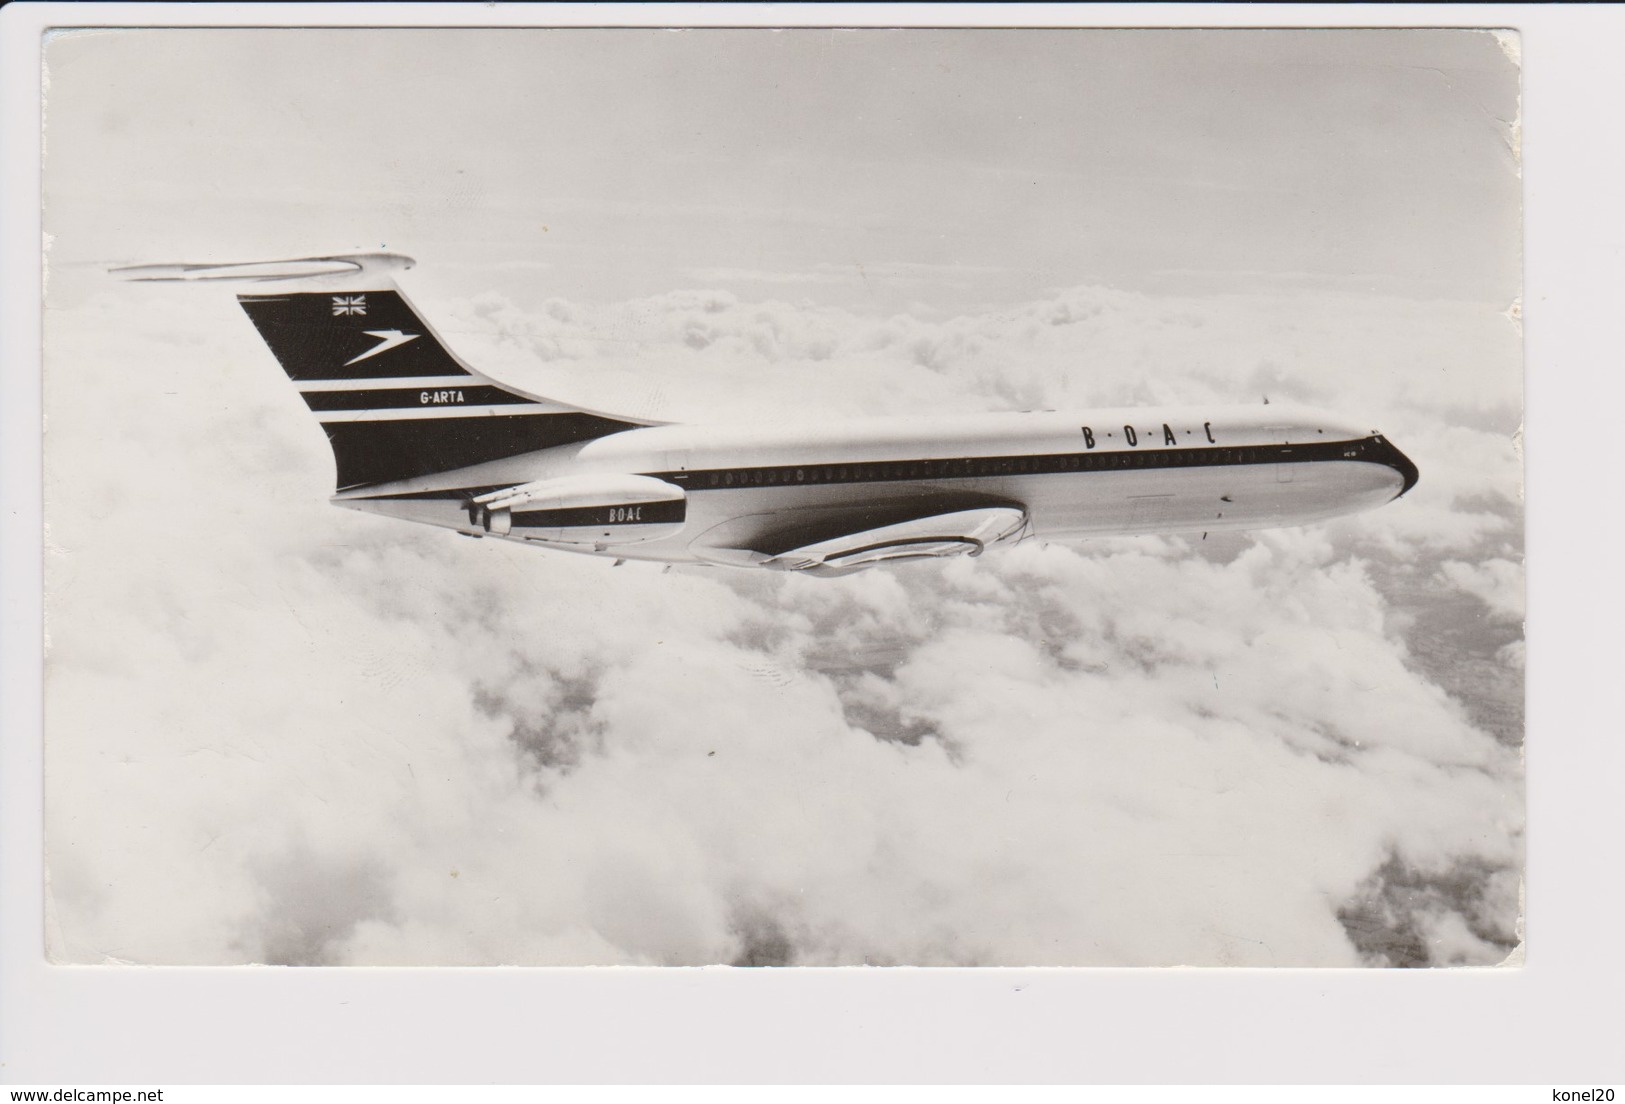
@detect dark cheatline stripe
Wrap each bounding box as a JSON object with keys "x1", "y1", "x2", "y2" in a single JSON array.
[
  {"x1": 303, "y1": 385, "x2": 540, "y2": 412},
  {"x1": 649, "y1": 435, "x2": 1416, "y2": 494},
  {"x1": 511, "y1": 499, "x2": 687, "y2": 529},
  {"x1": 239, "y1": 290, "x2": 476, "y2": 381},
  {"x1": 324, "y1": 413, "x2": 639, "y2": 490}
]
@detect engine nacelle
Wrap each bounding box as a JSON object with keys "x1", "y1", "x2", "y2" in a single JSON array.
[{"x1": 471, "y1": 474, "x2": 686, "y2": 546}]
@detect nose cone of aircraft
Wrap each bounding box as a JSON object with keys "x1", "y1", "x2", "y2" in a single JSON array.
[{"x1": 1371, "y1": 434, "x2": 1420, "y2": 498}]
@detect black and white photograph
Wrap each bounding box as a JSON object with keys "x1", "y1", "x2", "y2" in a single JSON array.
[{"x1": 36, "y1": 23, "x2": 1526, "y2": 976}]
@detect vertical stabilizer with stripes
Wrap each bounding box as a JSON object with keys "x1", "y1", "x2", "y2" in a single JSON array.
[{"x1": 238, "y1": 287, "x2": 645, "y2": 490}]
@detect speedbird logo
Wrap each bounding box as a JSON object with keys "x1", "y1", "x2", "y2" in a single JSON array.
[
  {"x1": 332, "y1": 295, "x2": 367, "y2": 316},
  {"x1": 344, "y1": 329, "x2": 421, "y2": 366}
]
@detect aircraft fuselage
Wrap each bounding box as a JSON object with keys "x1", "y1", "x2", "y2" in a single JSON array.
[{"x1": 336, "y1": 402, "x2": 1417, "y2": 572}]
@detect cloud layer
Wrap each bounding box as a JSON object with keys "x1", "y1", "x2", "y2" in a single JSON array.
[{"x1": 44, "y1": 274, "x2": 1522, "y2": 966}]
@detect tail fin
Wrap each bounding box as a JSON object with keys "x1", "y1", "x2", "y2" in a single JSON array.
[
  {"x1": 114, "y1": 253, "x2": 649, "y2": 490},
  {"x1": 195, "y1": 258, "x2": 647, "y2": 491}
]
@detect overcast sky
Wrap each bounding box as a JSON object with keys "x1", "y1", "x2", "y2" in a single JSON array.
[
  {"x1": 44, "y1": 28, "x2": 1519, "y2": 311},
  {"x1": 41, "y1": 28, "x2": 1522, "y2": 968}
]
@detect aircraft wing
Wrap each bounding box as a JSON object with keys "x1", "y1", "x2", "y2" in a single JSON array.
[{"x1": 695, "y1": 503, "x2": 1028, "y2": 576}]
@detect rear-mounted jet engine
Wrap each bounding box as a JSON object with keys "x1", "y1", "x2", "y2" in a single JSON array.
[{"x1": 469, "y1": 474, "x2": 686, "y2": 546}]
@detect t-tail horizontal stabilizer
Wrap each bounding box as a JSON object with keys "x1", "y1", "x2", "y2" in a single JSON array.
[{"x1": 111, "y1": 253, "x2": 415, "y2": 285}]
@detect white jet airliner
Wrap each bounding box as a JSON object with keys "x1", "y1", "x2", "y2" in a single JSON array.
[{"x1": 124, "y1": 253, "x2": 1418, "y2": 576}]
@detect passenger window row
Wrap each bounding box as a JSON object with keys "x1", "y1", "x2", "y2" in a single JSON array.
[{"x1": 690, "y1": 441, "x2": 1356, "y2": 488}]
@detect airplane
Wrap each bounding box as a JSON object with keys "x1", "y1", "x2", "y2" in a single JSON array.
[{"x1": 120, "y1": 253, "x2": 1418, "y2": 577}]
